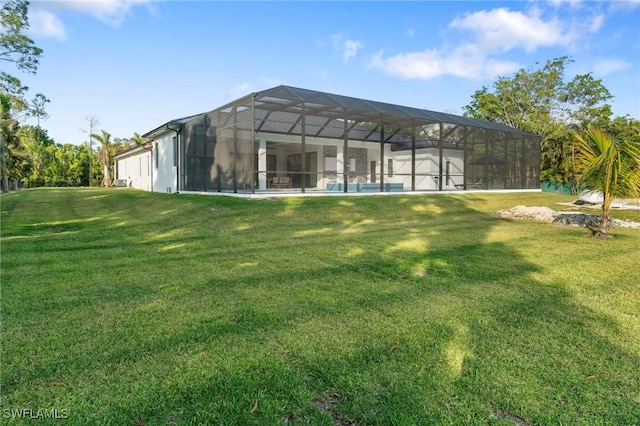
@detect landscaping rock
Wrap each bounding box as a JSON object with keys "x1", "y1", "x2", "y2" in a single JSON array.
[{"x1": 496, "y1": 206, "x2": 640, "y2": 228}]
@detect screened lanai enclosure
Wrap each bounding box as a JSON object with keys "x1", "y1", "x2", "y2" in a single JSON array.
[{"x1": 179, "y1": 86, "x2": 539, "y2": 194}]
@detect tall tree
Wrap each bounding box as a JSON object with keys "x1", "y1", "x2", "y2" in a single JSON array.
[
  {"x1": 464, "y1": 56, "x2": 614, "y2": 187},
  {"x1": 572, "y1": 129, "x2": 640, "y2": 237},
  {"x1": 1, "y1": 0, "x2": 44, "y2": 192},
  {"x1": 30, "y1": 92, "x2": 49, "y2": 126},
  {"x1": 84, "y1": 113, "x2": 100, "y2": 186},
  {"x1": 91, "y1": 129, "x2": 114, "y2": 187}
]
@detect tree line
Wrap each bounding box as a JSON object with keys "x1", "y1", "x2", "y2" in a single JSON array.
[{"x1": 7, "y1": 125, "x2": 146, "y2": 189}]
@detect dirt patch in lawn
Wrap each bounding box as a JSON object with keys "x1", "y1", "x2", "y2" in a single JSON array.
[
  {"x1": 492, "y1": 407, "x2": 532, "y2": 426},
  {"x1": 496, "y1": 206, "x2": 640, "y2": 229},
  {"x1": 314, "y1": 395, "x2": 356, "y2": 426}
]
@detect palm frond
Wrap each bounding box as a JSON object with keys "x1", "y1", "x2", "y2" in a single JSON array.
[{"x1": 572, "y1": 128, "x2": 640, "y2": 235}]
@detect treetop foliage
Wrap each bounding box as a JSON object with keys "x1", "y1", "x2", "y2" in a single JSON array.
[
  {"x1": 463, "y1": 56, "x2": 626, "y2": 186},
  {"x1": 0, "y1": 0, "x2": 42, "y2": 74},
  {"x1": 464, "y1": 56, "x2": 613, "y2": 139}
]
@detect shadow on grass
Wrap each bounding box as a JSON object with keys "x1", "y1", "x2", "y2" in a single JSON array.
[{"x1": 1, "y1": 189, "x2": 638, "y2": 425}]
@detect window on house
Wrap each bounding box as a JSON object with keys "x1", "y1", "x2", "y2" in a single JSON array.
[
  {"x1": 173, "y1": 136, "x2": 177, "y2": 167},
  {"x1": 154, "y1": 143, "x2": 158, "y2": 168},
  {"x1": 387, "y1": 158, "x2": 393, "y2": 177},
  {"x1": 370, "y1": 161, "x2": 376, "y2": 183},
  {"x1": 324, "y1": 156, "x2": 337, "y2": 172}
]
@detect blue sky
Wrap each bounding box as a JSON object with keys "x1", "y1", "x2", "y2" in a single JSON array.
[{"x1": 19, "y1": 0, "x2": 640, "y2": 145}]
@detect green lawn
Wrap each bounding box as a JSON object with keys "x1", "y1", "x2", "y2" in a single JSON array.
[{"x1": 1, "y1": 188, "x2": 639, "y2": 425}]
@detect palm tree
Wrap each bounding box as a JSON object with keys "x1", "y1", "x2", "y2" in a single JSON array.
[
  {"x1": 572, "y1": 128, "x2": 640, "y2": 237},
  {"x1": 129, "y1": 132, "x2": 146, "y2": 147},
  {"x1": 91, "y1": 130, "x2": 114, "y2": 187}
]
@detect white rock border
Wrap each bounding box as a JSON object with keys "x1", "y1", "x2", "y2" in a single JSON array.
[{"x1": 496, "y1": 206, "x2": 640, "y2": 228}]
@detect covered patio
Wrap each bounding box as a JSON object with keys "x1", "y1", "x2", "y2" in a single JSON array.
[{"x1": 179, "y1": 86, "x2": 540, "y2": 194}]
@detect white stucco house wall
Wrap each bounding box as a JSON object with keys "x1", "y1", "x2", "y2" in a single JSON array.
[
  {"x1": 114, "y1": 144, "x2": 153, "y2": 191},
  {"x1": 115, "y1": 114, "x2": 201, "y2": 193}
]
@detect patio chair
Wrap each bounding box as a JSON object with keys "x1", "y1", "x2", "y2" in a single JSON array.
[
  {"x1": 467, "y1": 177, "x2": 484, "y2": 189},
  {"x1": 272, "y1": 176, "x2": 291, "y2": 188}
]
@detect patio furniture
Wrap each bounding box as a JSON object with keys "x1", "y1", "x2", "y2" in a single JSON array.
[
  {"x1": 467, "y1": 177, "x2": 484, "y2": 189},
  {"x1": 270, "y1": 176, "x2": 291, "y2": 188}
]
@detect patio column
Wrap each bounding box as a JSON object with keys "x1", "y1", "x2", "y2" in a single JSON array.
[
  {"x1": 337, "y1": 144, "x2": 344, "y2": 189},
  {"x1": 379, "y1": 119, "x2": 385, "y2": 192},
  {"x1": 411, "y1": 120, "x2": 416, "y2": 192},
  {"x1": 251, "y1": 95, "x2": 256, "y2": 194},
  {"x1": 343, "y1": 110, "x2": 348, "y2": 193},
  {"x1": 233, "y1": 103, "x2": 238, "y2": 193},
  {"x1": 438, "y1": 122, "x2": 443, "y2": 191},
  {"x1": 301, "y1": 102, "x2": 306, "y2": 194},
  {"x1": 258, "y1": 139, "x2": 267, "y2": 190}
]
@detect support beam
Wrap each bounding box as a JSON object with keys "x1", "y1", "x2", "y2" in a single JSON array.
[
  {"x1": 286, "y1": 105, "x2": 303, "y2": 134},
  {"x1": 251, "y1": 96, "x2": 256, "y2": 194},
  {"x1": 233, "y1": 104, "x2": 238, "y2": 193},
  {"x1": 314, "y1": 117, "x2": 333, "y2": 137},
  {"x1": 301, "y1": 102, "x2": 306, "y2": 194},
  {"x1": 343, "y1": 110, "x2": 349, "y2": 193},
  {"x1": 438, "y1": 122, "x2": 443, "y2": 191},
  {"x1": 411, "y1": 120, "x2": 416, "y2": 191},
  {"x1": 363, "y1": 124, "x2": 380, "y2": 141},
  {"x1": 217, "y1": 109, "x2": 222, "y2": 192},
  {"x1": 379, "y1": 116, "x2": 385, "y2": 192}
]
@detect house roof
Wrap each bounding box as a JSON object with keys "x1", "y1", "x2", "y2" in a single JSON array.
[
  {"x1": 142, "y1": 113, "x2": 205, "y2": 139},
  {"x1": 113, "y1": 142, "x2": 152, "y2": 159}
]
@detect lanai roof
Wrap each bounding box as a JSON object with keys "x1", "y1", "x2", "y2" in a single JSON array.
[
  {"x1": 248, "y1": 85, "x2": 533, "y2": 137},
  {"x1": 143, "y1": 85, "x2": 536, "y2": 143}
]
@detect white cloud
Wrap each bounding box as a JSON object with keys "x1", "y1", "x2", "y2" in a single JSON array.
[
  {"x1": 329, "y1": 34, "x2": 363, "y2": 62},
  {"x1": 588, "y1": 13, "x2": 605, "y2": 32},
  {"x1": 369, "y1": 45, "x2": 519, "y2": 80},
  {"x1": 449, "y1": 8, "x2": 574, "y2": 53},
  {"x1": 60, "y1": 0, "x2": 154, "y2": 27},
  {"x1": 27, "y1": 0, "x2": 154, "y2": 40},
  {"x1": 608, "y1": 0, "x2": 640, "y2": 12},
  {"x1": 369, "y1": 5, "x2": 611, "y2": 81},
  {"x1": 483, "y1": 57, "x2": 522, "y2": 78},
  {"x1": 547, "y1": 0, "x2": 584, "y2": 8},
  {"x1": 28, "y1": 9, "x2": 66, "y2": 40},
  {"x1": 592, "y1": 58, "x2": 631, "y2": 76},
  {"x1": 342, "y1": 39, "x2": 363, "y2": 62}
]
